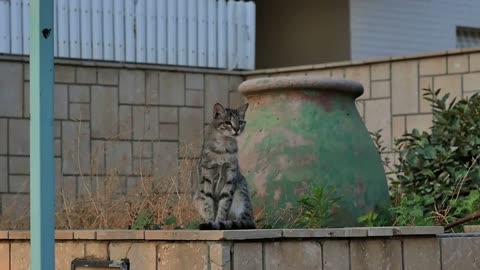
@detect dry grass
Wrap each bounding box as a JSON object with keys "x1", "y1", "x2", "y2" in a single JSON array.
[{"x1": 0, "y1": 141, "x2": 201, "y2": 230}]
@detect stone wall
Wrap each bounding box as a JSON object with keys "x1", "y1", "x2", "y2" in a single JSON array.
[
  {"x1": 0, "y1": 55, "x2": 245, "y2": 216},
  {"x1": 245, "y1": 48, "x2": 480, "y2": 177},
  {"x1": 2, "y1": 227, "x2": 480, "y2": 270}
]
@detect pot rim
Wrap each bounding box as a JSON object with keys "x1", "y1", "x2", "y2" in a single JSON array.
[{"x1": 238, "y1": 76, "x2": 364, "y2": 98}]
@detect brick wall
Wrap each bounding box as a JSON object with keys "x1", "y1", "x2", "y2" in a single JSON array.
[
  {"x1": 0, "y1": 56, "x2": 245, "y2": 216},
  {"x1": 1, "y1": 227, "x2": 479, "y2": 270},
  {"x1": 245, "y1": 48, "x2": 480, "y2": 177}
]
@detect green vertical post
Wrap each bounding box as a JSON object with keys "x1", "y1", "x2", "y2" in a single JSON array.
[{"x1": 30, "y1": 0, "x2": 55, "y2": 269}]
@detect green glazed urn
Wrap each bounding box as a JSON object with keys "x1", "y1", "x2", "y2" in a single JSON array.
[{"x1": 237, "y1": 76, "x2": 390, "y2": 227}]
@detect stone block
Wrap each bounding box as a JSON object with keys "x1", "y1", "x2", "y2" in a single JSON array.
[
  {"x1": 11, "y1": 242, "x2": 30, "y2": 270},
  {"x1": 146, "y1": 71, "x2": 160, "y2": 104},
  {"x1": 159, "y1": 72, "x2": 185, "y2": 105},
  {"x1": 441, "y1": 237, "x2": 480, "y2": 270},
  {"x1": 77, "y1": 176, "x2": 93, "y2": 198},
  {"x1": 54, "y1": 84, "x2": 69, "y2": 119},
  {"x1": 105, "y1": 141, "x2": 133, "y2": 175},
  {"x1": 109, "y1": 242, "x2": 156, "y2": 270},
  {"x1": 345, "y1": 66, "x2": 370, "y2": 99},
  {"x1": 392, "y1": 60, "x2": 419, "y2": 114},
  {"x1": 85, "y1": 242, "x2": 109, "y2": 260},
  {"x1": 186, "y1": 73, "x2": 204, "y2": 90},
  {"x1": 8, "y1": 231, "x2": 30, "y2": 239},
  {"x1": 419, "y1": 57, "x2": 447, "y2": 75},
  {"x1": 9, "y1": 119, "x2": 29, "y2": 155},
  {"x1": 205, "y1": 74, "x2": 229, "y2": 123},
  {"x1": 69, "y1": 103, "x2": 90, "y2": 120},
  {"x1": 56, "y1": 242, "x2": 85, "y2": 270},
  {"x1": 133, "y1": 141, "x2": 153, "y2": 158},
  {"x1": 97, "y1": 230, "x2": 144, "y2": 240},
  {"x1": 119, "y1": 70, "x2": 146, "y2": 104},
  {"x1": 0, "y1": 156, "x2": 7, "y2": 192},
  {"x1": 179, "y1": 107, "x2": 204, "y2": 157},
  {"x1": 228, "y1": 76, "x2": 244, "y2": 91},
  {"x1": 24, "y1": 63, "x2": 29, "y2": 80},
  {"x1": 69, "y1": 85, "x2": 90, "y2": 103},
  {"x1": 306, "y1": 69, "x2": 331, "y2": 76},
  {"x1": 55, "y1": 121, "x2": 61, "y2": 138},
  {"x1": 133, "y1": 106, "x2": 159, "y2": 140},
  {"x1": 0, "y1": 242, "x2": 9, "y2": 270},
  {"x1": 392, "y1": 116, "x2": 406, "y2": 142},
  {"x1": 229, "y1": 91, "x2": 246, "y2": 108},
  {"x1": 371, "y1": 63, "x2": 390, "y2": 80},
  {"x1": 210, "y1": 243, "x2": 232, "y2": 270},
  {"x1": 159, "y1": 123, "x2": 179, "y2": 140},
  {"x1": 98, "y1": 68, "x2": 119, "y2": 85},
  {"x1": 74, "y1": 231, "x2": 96, "y2": 239},
  {"x1": 133, "y1": 159, "x2": 153, "y2": 176},
  {"x1": 355, "y1": 100, "x2": 364, "y2": 119},
  {"x1": 0, "y1": 62, "x2": 23, "y2": 117},
  {"x1": 371, "y1": 80, "x2": 390, "y2": 98},
  {"x1": 91, "y1": 86, "x2": 119, "y2": 138},
  {"x1": 23, "y1": 81, "x2": 29, "y2": 116},
  {"x1": 365, "y1": 99, "x2": 391, "y2": 149},
  {"x1": 0, "y1": 119, "x2": 7, "y2": 154},
  {"x1": 323, "y1": 240, "x2": 349, "y2": 270},
  {"x1": 406, "y1": 114, "x2": 433, "y2": 133},
  {"x1": 55, "y1": 65, "x2": 76, "y2": 83},
  {"x1": 447, "y1": 55, "x2": 468, "y2": 73},
  {"x1": 331, "y1": 68, "x2": 345, "y2": 78},
  {"x1": 419, "y1": 77, "x2": 434, "y2": 113},
  {"x1": 470, "y1": 52, "x2": 480, "y2": 72},
  {"x1": 76, "y1": 67, "x2": 97, "y2": 84},
  {"x1": 153, "y1": 142, "x2": 178, "y2": 178},
  {"x1": 61, "y1": 176, "x2": 77, "y2": 199},
  {"x1": 186, "y1": 90, "x2": 204, "y2": 106},
  {"x1": 1, "y1": 194, "x2": 29, "y2": 219},
  {"x1": 9, "y1": 156, "x2": 29, "y2": 174},
  {"x1": 464, "y1": 225, "x2": 480, "y2": 232},
  {"x1": 157, "y1": 242, "x2": 209, "y2": 269},
  {"x1": 159, "y1": 106, "x2": 178, "y2": 123},
  {"x1": 463, "y1": 72, "x2": 480, "y2": 92},
  {"x1": 350, "y1": 239, "x2": 402, "y2": 270},
  {"x1": 403, "y1": 238, "x2": 440, "y2": 270},
  {"x1": 233, "y1": 243, "x2": 262, "y2": 270},
  {"x1": 62, "y1": 121, "x2": 91, "y2": 174},
  {"x1": 434, "y1": 74, "x2": 462, "y2": 105},
  {"x1": 91, "y1": 140, "x2": 106, "y2": 174},
  {"x1": 264, "y1": 241, "x2": 322, "y2": 270},
  {"x1": 119, "y1": 105, "x2": 133, "y2": 139}
]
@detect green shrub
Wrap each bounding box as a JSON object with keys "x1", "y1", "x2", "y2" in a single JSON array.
[
  {"x1": 392, "y1": 88, "x2": 480, "y2": 214},
  {"x1": 292, "y1": 185, "x2": 341, "y2": 228}
]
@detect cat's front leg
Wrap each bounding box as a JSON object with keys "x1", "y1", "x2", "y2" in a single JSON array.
[
  {"x1": 200, "y1": 175, "x2": 216, "y2": 222},
  {"x1": 215, "y1": 167, "x2": 236, "y2": 222}
]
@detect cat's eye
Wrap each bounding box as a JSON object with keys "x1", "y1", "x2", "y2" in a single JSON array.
[
  {"x1": 225, "y1": 121, "x2": 232, "y2": 126},
  {"x1": 239, "y1": 120, "x2": 245, "y2": 125}
]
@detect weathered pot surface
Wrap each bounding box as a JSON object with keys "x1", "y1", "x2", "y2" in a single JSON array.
[{"x1": 237, "y1": 76, "x2": 390, "y2": 227}]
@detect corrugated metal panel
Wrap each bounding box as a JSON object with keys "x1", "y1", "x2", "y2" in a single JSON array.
[{"x1": 350, "y1": 0, "x2": 480, "y2": 60}]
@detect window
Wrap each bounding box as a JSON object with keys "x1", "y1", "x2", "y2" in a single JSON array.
[{"x1": 456, "y1": 26, "x2": 480, "y2": 49}]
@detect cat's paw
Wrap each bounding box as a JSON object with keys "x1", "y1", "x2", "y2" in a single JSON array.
[{"x1": 199, "y1": 221, "x2": 219, "y2": 230}]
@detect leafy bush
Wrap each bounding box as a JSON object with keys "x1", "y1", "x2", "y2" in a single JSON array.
[{"x1": 392, "y1": 88, "x2": 480, "y2": 214}]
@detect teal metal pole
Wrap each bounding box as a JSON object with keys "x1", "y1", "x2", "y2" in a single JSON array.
[{"x1": 30, "y1": 0, "x2": 55, "y2": 269}]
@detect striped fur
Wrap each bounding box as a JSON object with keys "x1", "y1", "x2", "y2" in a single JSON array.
[{"x1": 193, "y1": 102, "x2": 255, "y2": 230}]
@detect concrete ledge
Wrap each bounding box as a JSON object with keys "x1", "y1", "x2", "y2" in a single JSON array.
[{"x1": 0, "y1": 226, "x2": 444, "y2": 240}]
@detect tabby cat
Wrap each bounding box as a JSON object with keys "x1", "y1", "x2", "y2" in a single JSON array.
[{"x1": 193, "y1": 102, "x2": 256, "y2": 230}]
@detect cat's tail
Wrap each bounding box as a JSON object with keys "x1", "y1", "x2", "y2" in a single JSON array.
[{"x1": 198, "y1": 220, "x2": 256, "y2": 230}]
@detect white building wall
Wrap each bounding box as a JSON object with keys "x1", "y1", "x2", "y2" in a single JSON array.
[{"x1": 350, "y1": 0, "x2": 480, "y2": 60}]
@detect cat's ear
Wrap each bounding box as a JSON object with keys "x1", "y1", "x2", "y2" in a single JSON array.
[
  {"x1": 213, "y1": 103, "x2": 226, "y2": 119},
  {"x1": 237, "y1": 103, "x2": 249, "y2": 115}
]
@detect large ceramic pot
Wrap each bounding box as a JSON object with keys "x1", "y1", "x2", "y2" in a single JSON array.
[{"x1": 237, "y1": 76, "x2": 390, "y2": 227}]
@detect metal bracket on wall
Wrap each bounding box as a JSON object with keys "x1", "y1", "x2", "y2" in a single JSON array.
[{"x1": 71, "y1": 258, "x2": 130, "y2": 270}]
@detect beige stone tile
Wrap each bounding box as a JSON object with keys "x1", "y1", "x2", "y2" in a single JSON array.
[
  {"x1": 434, "y1": 74, "x2": 462, "y2": 107},
  {"x1": 11, "y1": 242, "x2": 30, "y2": 269},
  {"x1": 96, "y1": 230, "x2": 144, "y2": 240},
  {"x1": 406, "y1": 114, "x2": 433, "y2": 133},
  {"x1": 233, "y1": 243, "x2": 262, "y2": 270},
  {"x1": 371, "y1": 81, "x2": 390, "y2": 98},
  {"x1": 392, "y1": 61, "x2": 418, "y2": 114},
  {"x1": 350, "y1": 240, "x2": 402, "y2": 270},
  {"x1": 470, "y1": 52, "x2": 480, "y2": 72},
  {"x1": 463, "y1": 72, "x2": 480, "y2": 92},
  {"x1": 419, "y1": 57, "x2": 447, "y2": 75},
  {"x1": 345, "y1": 66, "x2": 370, "y2": 99},
  {"x1": 447, "y1": 55, "x2": 468, "y2": 73},
  {"x1": 365, "y1": 99, "x2": 392, "y2": 149},
  {"x1": 392, "y1": 116, "x2": 406, "y2": 143},
  {"x1": 158, "y1": 242, "x2": 208, "y2": 269},
  {"x1": 323, "y1": 240, "x2": 349, "y2": 270},
  {"x1": 419, "y1": 77, "x2": 434, "y2": 113},
  {"x1": 371, "y1": 63, "x2": 390, "y2": 80},
  {"x1": 264, "y1": 241, "x2": 322, "y2": 270},
  {"x1": 56, "y1": 242, "x2": 85, "y2": 270},
  {"x1": 0, "y1": 242, "x2": 9, "y2": 270}
]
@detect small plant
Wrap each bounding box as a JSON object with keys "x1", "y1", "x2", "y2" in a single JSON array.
[{"x1": 292, "y1": 185, "x2": 341, "y2": 228}]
